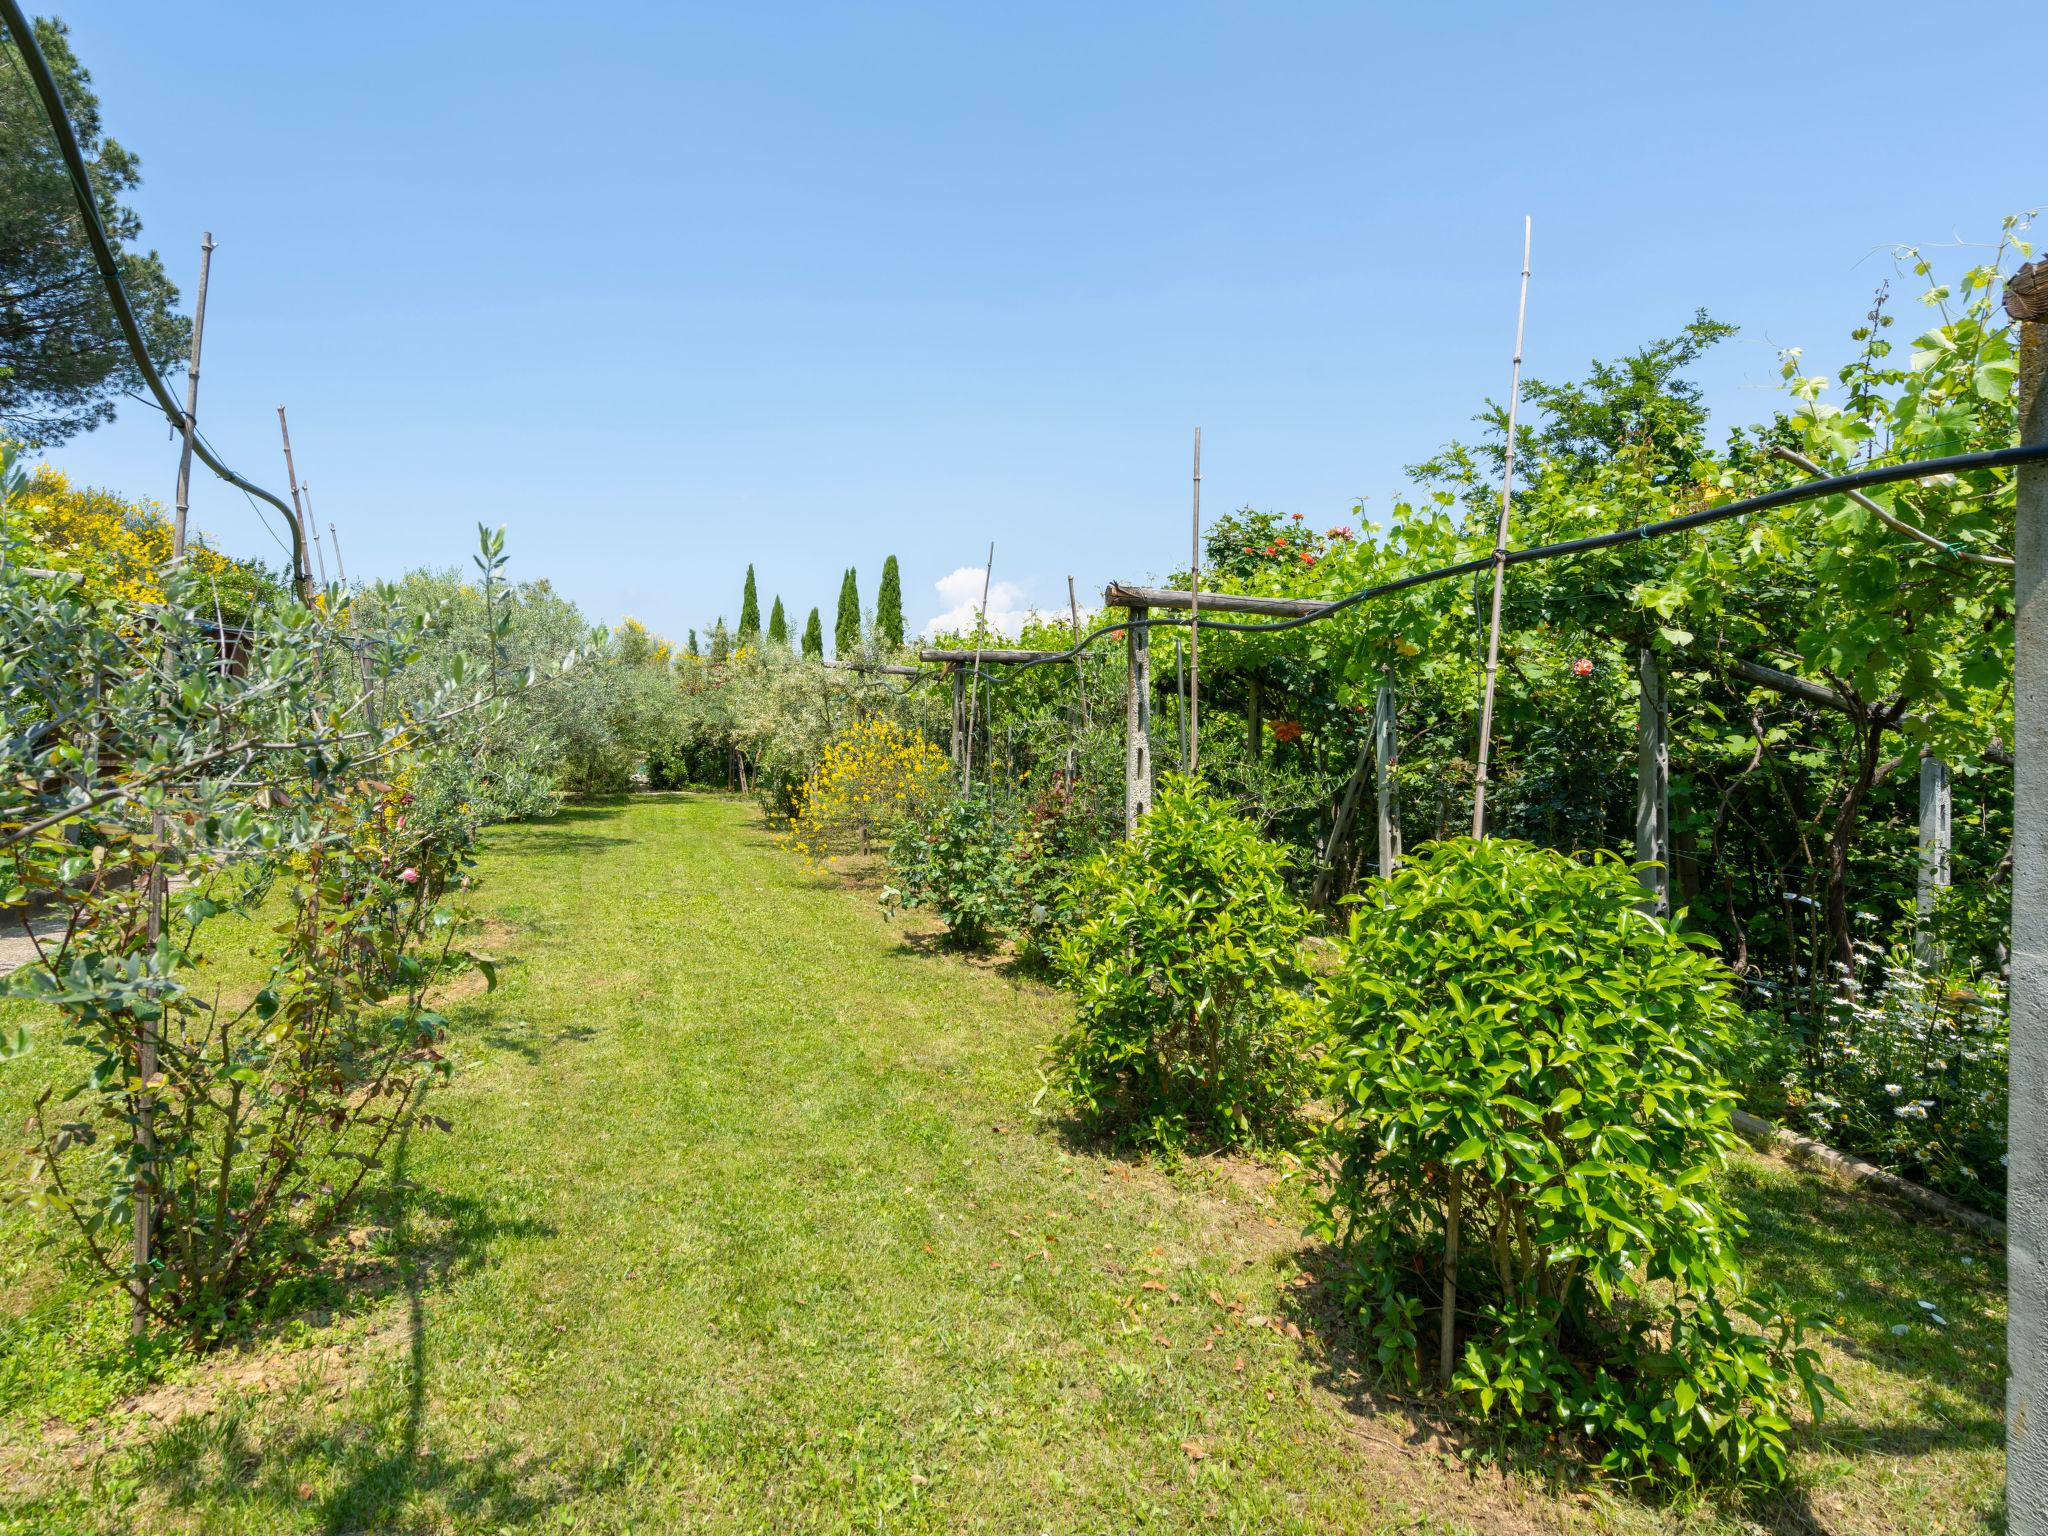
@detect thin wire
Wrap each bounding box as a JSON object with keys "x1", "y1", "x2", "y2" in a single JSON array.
[
  {"x1": 981, "y1": 442, "x2": 2048, "y2": 681},
  {"x1": 0, "y1": 0, "x2": 307, "y2": 596}
]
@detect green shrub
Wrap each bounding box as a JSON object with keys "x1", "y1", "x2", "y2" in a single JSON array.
[
  {"x1": 1047, "y1": 776, "x2": 1314, "y2": 1151},
  {"x1": 1315, "y1": 837, "x2": 1833, "y2": 1488},
  {"x1": 881, "y1": 793, "x2": 1024, "y2": 950}
]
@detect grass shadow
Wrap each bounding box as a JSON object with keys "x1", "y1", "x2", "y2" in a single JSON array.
[
  {"x1": 1272, "y1": 1150, "x2": 2006, "y2": 1534},
  {"x1": 140, "y1": 1131, "x2": 558, "y2": 1532}
]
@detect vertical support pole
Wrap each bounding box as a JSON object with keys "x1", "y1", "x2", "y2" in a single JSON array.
[
  {"x1": 1248, "y1": 673, "x2": 1264, "y2": 763},
  {"x1": 1469, "y1": 216, "x2": 1534, "y2": 839},
  {"x1": 2007, "y1": 282, "x2": 2047, "y2": 1531},
  {"x1": 1635, "y1": 647, "x2": 1670, "y2": 917},
  {"x1": 1173, "y1": 637, "x2": 1188, "y2": 771},
  {"x1": 170, "y1": 232, "x2": 215, "y2": 561},
  {"x1": 304, "y1": 485, "x2": 330, "y2": 587},
  {"x1": 1914, "y1": 752, "x2": 1952, "y2": 965},
  {"x1": 1374, "y1": 677, "x2": 1402, "y2": 879},
  {"x1": 950, "y1": 666, "x2": 966, "y2": 772},
  {"x1": 1125, "y1": 608, "x2": 1153, "y2": 833},
  {"x1": 138, "y1": 229, "x2": 215, "y2": 1337},
  {"x1": 1189, "y1": 425, "x2": 1202, "y2": 773},
  {"x1": 276, "y1": 406, "x2": 313, "y2": 602},
  {"x1": 1311, "y1": 735, "x2": 1375, "y2": 909},
  {"x1": 1067, "y1": 576, "x2": 1089, "y2": 731},
  {"x1": 963, "y1": 542, "x2": 993, "y2": 794}
]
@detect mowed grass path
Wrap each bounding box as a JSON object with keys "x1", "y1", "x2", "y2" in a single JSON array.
[{"x1": 0, "y1": 794, "x2": 2006, "y2": 1534}]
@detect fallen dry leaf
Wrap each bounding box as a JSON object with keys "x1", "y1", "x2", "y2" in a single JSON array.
[
  {"x1": 1181, "y1": 1440, "x2": 1207, "y2": 1460},
  {"x1": 1141, "y1": 1280, "x2": 1168, "y2": 1293}
]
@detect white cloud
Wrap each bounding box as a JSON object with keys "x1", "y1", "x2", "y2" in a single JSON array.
[{"x1": 924, "y1": 566, "x2": 1034, "y2": 639}]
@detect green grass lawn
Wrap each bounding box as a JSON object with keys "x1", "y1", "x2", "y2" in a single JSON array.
[{"x1": 0, "y1": 794, "x2": 2006, "y2": 1533}]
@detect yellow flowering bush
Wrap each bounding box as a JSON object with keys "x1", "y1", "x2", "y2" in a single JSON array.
[
  {"x1": 4, "y1": 463, "x2": 270, "y2": 615},
  {"x1": 785, "y1": 717, "x2": 951, "y2": 866}
]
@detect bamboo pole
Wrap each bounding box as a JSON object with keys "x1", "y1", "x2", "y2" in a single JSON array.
[
  {"x1": 1468, "y1": 216, "x2": 1533, "y2": 839},
  {"x1": 1189, "y1": 426, "x2": 1202, "y2": 773},
  {"x1": 170, "y1": 233, "x2": 215, "y2": 561},
  {"x1": 1447, "y1": 217, "x2": 1531, "y2": 1379},
  {"x1": 1067, "y1": 576, "x2": 1088, "y2": 731},
  {"x1": 304, "y1": 485, "x2": 329, "y2": 587},
  {"x1": 963, "y1": 544, "x2": 993, "y2": 793},
  {"x1": 275, "y1": 407, "x2": 313, "y2": 601},
  {"x1": 1179, "y1": 639, "x2": 1190, "y2": 759},
  {"x1": 137, "y1": 230, "x2": 216, "y2": 1336}
]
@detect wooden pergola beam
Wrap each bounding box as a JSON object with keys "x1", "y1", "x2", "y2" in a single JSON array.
[
  {"x1": 824, "y1": 660, "x2": 921, "y2": 677},
  {"x1": 916, "y1": 647, "x2": 1065, "y2": 666},
  {"x1": 1102, "y1": 583, "x2": 1329, "y2": 618}
]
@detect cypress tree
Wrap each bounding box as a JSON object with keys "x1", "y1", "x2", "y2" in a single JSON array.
[
  {"x1": 802, "y1": 606, "x2": 824, "y2": 659},
  {"x1": 876, "y1": 555, "x2": 904, "y2": 648},
  {"x1": 834, "y1": 567, "x2": 861, "y2": 658},
  {"x1": 709, "y1": 618, "x2": 731, "y2": 663},
  {"x1": 738, "y1": 565, "x2": 761, "y2": 640},
  {"x1": 687, "y1": 628, "x2": 699, "y2": 657},
  {"x1": 767, "y1": 596, "x2": 788, "y2": 647}
]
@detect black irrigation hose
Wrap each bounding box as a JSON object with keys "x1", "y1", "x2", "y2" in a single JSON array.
[
  {"x1": 0, "y1": 0, "x2": 309, "y2": 598},
  {"x1": 990, "y1": 443, "x2": 2048, "y2": 680}
]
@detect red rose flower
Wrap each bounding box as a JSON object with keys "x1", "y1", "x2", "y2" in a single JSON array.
[{"x1": 1572, "y1": 657, "x2": 1594, "y2": 678}]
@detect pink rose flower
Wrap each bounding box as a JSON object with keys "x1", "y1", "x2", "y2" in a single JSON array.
[{"x1": 400, "y1": 867, "x2": 420, "y2": 884}]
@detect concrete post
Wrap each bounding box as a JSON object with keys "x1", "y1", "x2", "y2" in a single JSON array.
[
  {"x1": 1635, "y1": 647, "x2": 1671, "y2": 917},
  {"x1": 1125, "y1": 609, "x2": 1153, "y2": 833},
  {"x1": 1915, "y1": 752, "x2": 1952, "y2": 966},
  {"x1": 2009, "y1": 296, "x2": 2048, "y2": 1530},
  {"x1": 1374, "y1": 679, "x2": 1402, "y2": 879}
]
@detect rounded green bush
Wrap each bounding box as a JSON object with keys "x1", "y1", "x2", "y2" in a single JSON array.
[
  {"x1": 1316, "y1": 837, "x2": 1834, "y2": 1487},
  {"x1": 1047, "y1": 776, "x2": 1314, "y2": 1151}
]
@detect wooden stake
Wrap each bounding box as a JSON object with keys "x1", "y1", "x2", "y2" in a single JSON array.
[
  {"x1": 1189, "y1": 426, "x2": 1202, "y2": 773},
  {"x1": 963, "y1": 543, "x2": 993, "y2": 792},
  {"x1": 328, "y1": 522, "x2": 348, "y2": 585},
  {"x1": 1635, "y1": 647, "x2": 1670, "y2": 917},
  {"x1": 1916, "y1": 752, "x2": 1952, "y2": 965},
  {"x1": 137, "y1": 230, "x2": 218, "y2": 1336},
  {"x1": 1173, "y1": 636, "x2": 1188, "y2": 770},
  {"x1": 1375, "y1": 676, "x2": 1402, "y2": 879},
  {"x1": 303, "y1": 485, "x2": 329, "y2": 587},
  {"x1": 2003, "y1": 262, "x2": 2047, "y2": 1528},
  {"x1": 950, "y1": 667, "x2": 966, "y2": 771},
  {"x1": 1311, "y1": 735, "x2": 1375, "y2": 909},
  {"x1": 1440, "y1": 1169, "x2": 1461, "y2": 1383},
  {"x1": 275, "y1": 406, "x2": 312, "y2": 601},
  {"x1": 301, "y1": 484, "x2": 330, "y2": 587},
  {"x1": 1469, "y1": 217, "x2": 1533, "y2": 839},
  {"x1": 1067, "y1": 576, "x2": 1089, "y2": 731},
  {"x1": 170, "y1": 232, "x2": 215, "y2": 562},
  {"x1": 1125, "y1": 608, "x2": 1153, "y2": 832}
]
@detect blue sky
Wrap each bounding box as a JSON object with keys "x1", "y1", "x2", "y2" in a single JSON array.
[{"x1": 40, "y1": 1, "x2": 2042, "y2": 645}]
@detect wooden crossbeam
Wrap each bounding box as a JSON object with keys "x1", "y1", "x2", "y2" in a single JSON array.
[
  {"x1": 916, "y1": 647, "x2": 1064, "y2": 665},
  {"x1": 1102, "y1": 583, "x2": 1330, "y2": 618},
  {"x1": 824, "y1": 660, "x2": 922, "y2": 677}
]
